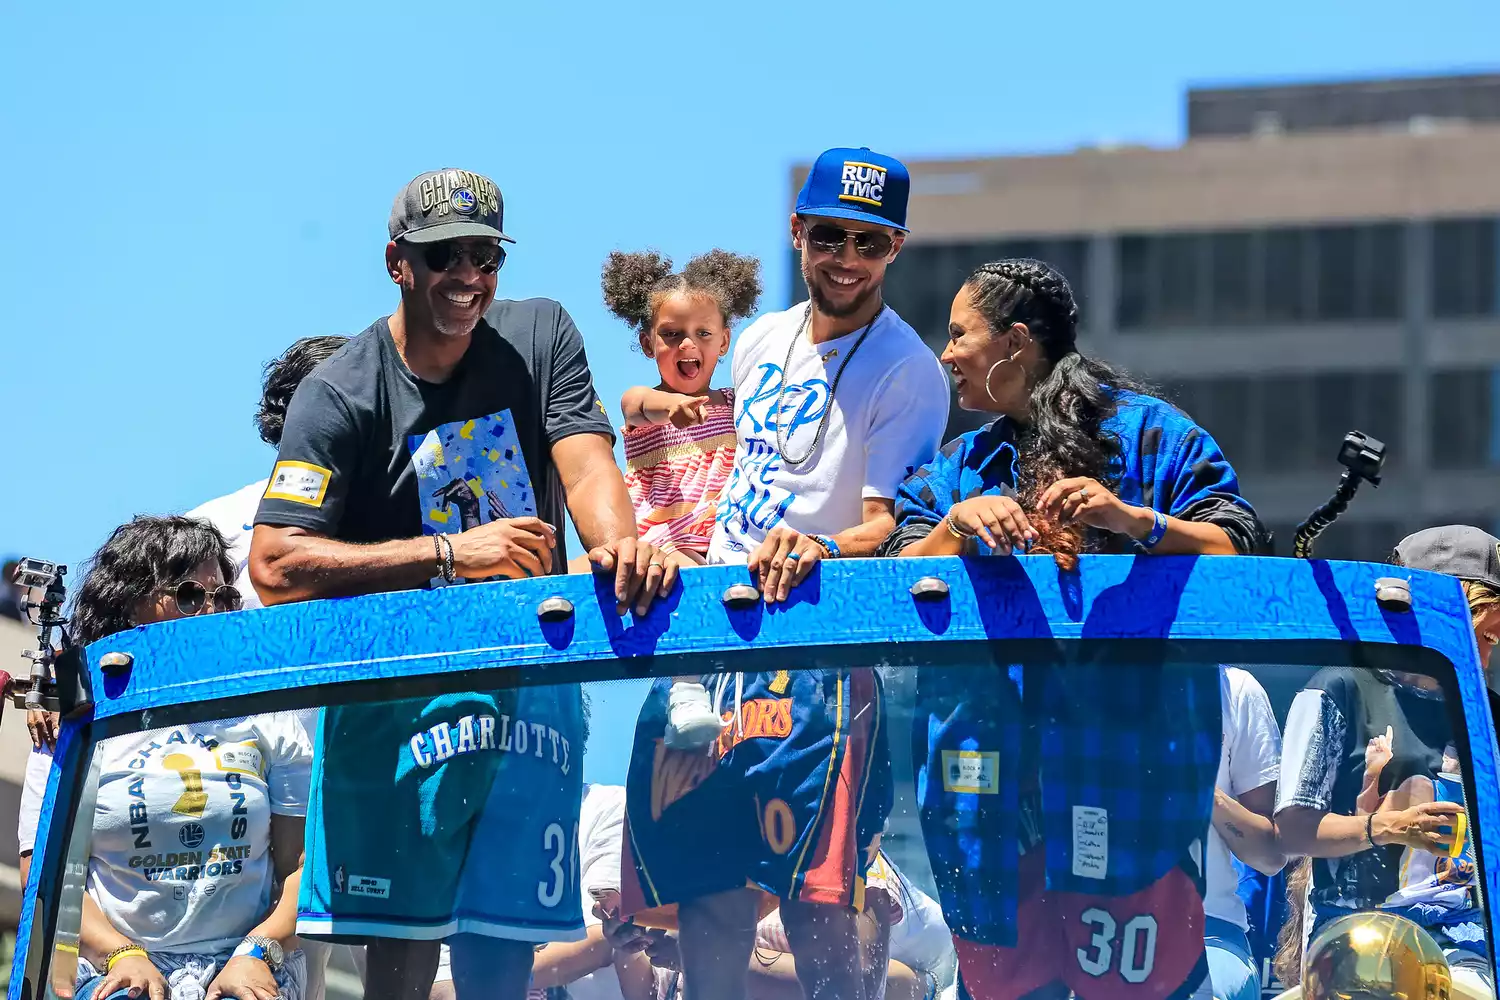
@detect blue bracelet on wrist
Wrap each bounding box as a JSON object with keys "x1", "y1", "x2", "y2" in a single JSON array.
[
  {"x1": 1141, "y1": 509, "x2": 1169, "y2": 550},
  {"x1": 811, "y1": 534, "x2": 842, "y2": 558}
]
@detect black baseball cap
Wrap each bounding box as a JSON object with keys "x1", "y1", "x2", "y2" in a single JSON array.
[
  {"x1": 388, "y1": 168, "x2": 514, "y2": 245},
  {"x1": 1392, "y1": 525, "x2": 1500, "y2": 590}
]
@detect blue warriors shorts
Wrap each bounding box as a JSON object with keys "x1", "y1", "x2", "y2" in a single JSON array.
[
  {"x1": 620, "y1": 668, "x2": 891, "y2": 925},
  {"x1": 921, "y1": 662, "x2": 1220, "y2": 1000},
  {"x1": 298, "y1": 685, "x2": 585, "y2": 942}
]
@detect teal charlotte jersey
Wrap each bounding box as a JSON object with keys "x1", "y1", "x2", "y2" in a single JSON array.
[
  {"x1": 283, "y1": 386, "x2": 594, "y2": 943},
  {"x1": 298, "y1": 684, "x2": 585, "y2": 941}
]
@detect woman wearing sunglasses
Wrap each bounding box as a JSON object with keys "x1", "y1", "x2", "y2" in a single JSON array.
[{"x1": 17, "y1": 515, "x2": 313, "y2": 1000}]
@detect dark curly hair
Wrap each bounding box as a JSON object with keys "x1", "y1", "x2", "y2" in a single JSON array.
[
  {"x1": 70, "y1": 516, "x2": 234, "y2": 646},
  {"x1": 601, "y1": 249, "x2": 762, "y2": 339},
  {"x1": 965, "y1": 258, "x2": 1151, "y2": 568},
  {"x1": 256, "y1": 336, "x2": 348, "y2": 446}
]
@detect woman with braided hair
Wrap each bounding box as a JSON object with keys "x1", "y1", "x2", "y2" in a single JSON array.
[
  {"x1": 887, "y1": 259, "x2": 1271, "y2": 1000},
  {"x1": 882, "y1": 256, "x2": 1265, "y2": 562}
]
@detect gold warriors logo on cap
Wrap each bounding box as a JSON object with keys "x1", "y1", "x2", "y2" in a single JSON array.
[
  {"x1": 839, "y1": 161, "x2": 886, "y2": 207},
  {"x1": 418, "y1": 170, "x2": 500, "y2": 219}
]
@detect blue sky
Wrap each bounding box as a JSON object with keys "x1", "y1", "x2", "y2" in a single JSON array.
[{"x1": 3, "y1": 1, "x2": 1497, "y2": 781}]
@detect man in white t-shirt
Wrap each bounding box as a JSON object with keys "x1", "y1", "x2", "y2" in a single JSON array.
[
  {"x1": 706, "y1": 146, "x2": 949, "y2": 585},
  {"x1": 1206, "y1": 667, "x2": 1285, "y2": 1000},
  {"x1": 187, "y1": 335, "x2": 347, "y2": 607},
  {"x1": 621, "y1": 147, "x2": 948, "y2": 1000}
]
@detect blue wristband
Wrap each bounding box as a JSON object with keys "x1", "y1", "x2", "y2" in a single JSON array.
[
  {"x1": 811, "y1": 534, "x2": 841, "y2": 559},
  {"x1": 1142, "y1": 509, "x2": 1169, "y2": 549},
  {"x1": 232, "y1": 940, "x2": 267, "y2": 963}
]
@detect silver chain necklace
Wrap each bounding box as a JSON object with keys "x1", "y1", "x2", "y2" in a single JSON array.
[{"x1": 773, "y1": 303, "x2": 883, "y2": 467}]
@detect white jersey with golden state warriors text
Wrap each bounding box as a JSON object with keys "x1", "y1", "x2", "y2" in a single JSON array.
[{"x1": 86, "y1": 714, "x2": 313, "y2": 953}]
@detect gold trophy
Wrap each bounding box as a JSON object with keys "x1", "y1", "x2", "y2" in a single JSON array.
[{"x1": 1303, "y1": 911, "x2": 1452, "y2": 1000}]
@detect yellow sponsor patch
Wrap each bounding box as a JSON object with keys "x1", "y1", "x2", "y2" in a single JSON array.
[
  {"x1": 215, "y1": 742, "x2": 266, "y2": 777},
  {"x1": 263, "y1": 461, "x2": 332, "y2": 507},
  {"x1": 941, "y1": 750, "x2": 1000, "y2": 794}
]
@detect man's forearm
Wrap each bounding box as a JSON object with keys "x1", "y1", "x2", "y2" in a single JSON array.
[
  {"x1": 250, "y1": 527, "x2": 435, "y2": 605},
  {"x1": 566, "y1": 467, "x2": 638, "y2": 551},
  {"x1": 829, "y1": 513, "x2": 897, "y2": 558},
  {"x1": 530, "y1": 926, "x2": 612, "y2": 988},
  {"x1": 1277, "y1": 806, "x2": 1379, "y2": 859},
  {"x1": 1213, "y1": 789, "x2": 1284, "y2": 875}
]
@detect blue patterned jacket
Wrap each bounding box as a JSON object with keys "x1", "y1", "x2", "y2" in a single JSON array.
[{"x1": 881, "y1": 389, "x2": 1267, "y2": 556}]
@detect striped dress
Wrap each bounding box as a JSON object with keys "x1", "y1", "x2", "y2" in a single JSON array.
[{"x1": 622, "y1": 389, "x2": 737, "y2": 557}]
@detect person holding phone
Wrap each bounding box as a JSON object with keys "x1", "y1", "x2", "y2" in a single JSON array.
[{"x1": 1276, "y1": 526, "x2": 1499, "y2": 994}]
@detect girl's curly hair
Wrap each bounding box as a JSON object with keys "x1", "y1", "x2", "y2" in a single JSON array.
[{"x1": 602, "y1": 249, "x2": 762, "y2": 336}]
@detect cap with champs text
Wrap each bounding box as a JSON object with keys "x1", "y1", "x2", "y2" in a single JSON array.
[
  {"x1": 1392, "y1": 525, "x2": 1500, "y2": 590},
  {"x1": 795, "y1": 147, "x2": 910, "y2": 233},
  {"x1": 389, "y1": 168, "x2": 514, "y2": 245}
]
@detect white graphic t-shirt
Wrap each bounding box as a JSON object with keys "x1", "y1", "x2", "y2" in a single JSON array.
[
  {"x1": 26, "y1": 715, "x2": 315, "y2": 954},
  {"x1": 1207, "y1": 667, "x2": 1282, "y2": 929},
  {"x1": 707, "y1": 303, "x2": 949, "y2": 564}
]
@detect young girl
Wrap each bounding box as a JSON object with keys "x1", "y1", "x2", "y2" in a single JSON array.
[{"x1": 601, "y1": 248, "x2": 762, "y2": 748}]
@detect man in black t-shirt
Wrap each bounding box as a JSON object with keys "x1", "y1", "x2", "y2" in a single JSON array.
[{"x1": 250, "y1": 168, "x2": 686, "y2": 1000}]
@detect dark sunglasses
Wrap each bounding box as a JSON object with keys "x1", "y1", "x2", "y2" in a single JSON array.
[
  {"x1": 160, "y1": 580, "x2": 243, "y2": 616},
  {"x1": 804, "y1": 223, "x2": 894, "y2": 260},
  {"x1": 407, "y1": 241, "x2": 506, "y2": 275}
]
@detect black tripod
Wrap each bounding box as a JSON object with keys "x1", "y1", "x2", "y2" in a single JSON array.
[{"x1": 1290, "y1": 432, "x2": 1387, "y2": 560}]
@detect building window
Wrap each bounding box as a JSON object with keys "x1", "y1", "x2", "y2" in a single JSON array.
[
  {"x1": 1169, "y1": 371, "x2": 1403, "y2": 475},
  {"x1": 1432, "y1": 218, "x2": 1499, "y2": 318},
  {"x1": 1429, "y1": 369, "x2": 1495, "y2": 469},
  {"x1": 1117, "y1": 223, "x2": 1405, "y2": 330}
]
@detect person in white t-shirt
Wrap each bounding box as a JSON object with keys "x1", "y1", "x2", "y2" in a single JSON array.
[
  {"x1": 17, "y1": 515, "x2": 313, "y2": 1000},
  {"x1": 620, "y1": 147, "x2": 948, "y2": 1000},
  {"x1": 187, "y1": 335, "x2": 348, "y2": 609},
  {"x1": 1205, "y1": 667, "x2": 1285, "y2": 1000}
]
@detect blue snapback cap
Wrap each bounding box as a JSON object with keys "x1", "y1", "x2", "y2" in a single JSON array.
[{"x1": 795, "y1": 147, "x2": 910, "y2": 232}]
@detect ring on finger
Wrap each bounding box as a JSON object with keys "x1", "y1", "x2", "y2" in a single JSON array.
[
  {"x1": 1077, "y1": 487, "x2": 1090, "y2": 499},
  {"x1": 787, "y1": 552, "x2": 801, "y2": 561}
]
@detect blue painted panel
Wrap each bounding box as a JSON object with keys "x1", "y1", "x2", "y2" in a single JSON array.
[{"x1": 11, "y1": 553, "x2": 1497, "y2": 999}]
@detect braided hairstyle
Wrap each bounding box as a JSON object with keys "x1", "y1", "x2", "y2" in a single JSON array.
[
  {"x1": 965, "y1": 258, "x2": 1151, "y2": 568},
  {"x1": 601, "y1": 249, "x2": 762, "y2": 344}
]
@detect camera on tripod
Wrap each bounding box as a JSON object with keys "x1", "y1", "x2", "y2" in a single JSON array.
[
  {"x1": 1291, "y1": 431, "x2": 1388, "y2": 560},
  {"x1": 7, "y1": 557, "x2": 68, "y2": 713},
  {"x1": 1335, "y1": 430, "x2": 1385, "y2": 488}
]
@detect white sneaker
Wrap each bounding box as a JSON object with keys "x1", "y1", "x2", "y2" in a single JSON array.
[{"x1": 664, "y1": 681, "x2": 725, "y2": 750}]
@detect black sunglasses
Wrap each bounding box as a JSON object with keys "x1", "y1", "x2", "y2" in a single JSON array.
[
  {"x1": 160, "y1": 580, "x2": 243, "y2": 616},
  {"x1": 407, "y1": 241, "x2": 506, "y2": 275},
  {"x1": 804, "y1": 223, "x2": 895, "y2": 260}
]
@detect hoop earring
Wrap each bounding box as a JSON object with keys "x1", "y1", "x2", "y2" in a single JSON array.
[{"x1": 983, "y1": 348, "x2": 1027, "y2": 404}]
